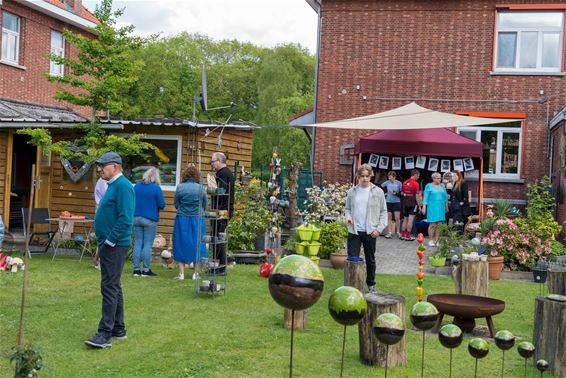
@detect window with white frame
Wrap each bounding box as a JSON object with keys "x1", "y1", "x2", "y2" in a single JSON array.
[
  {"x1": 1, "y1": 12, "x2": 20, "y2": 64},
  {"x1": 458, "y1": 121, "x2": 523, "y2": 179},
  {"x1": 121, "y1": 135, "x2": 182, "y2": 190},
  {"x1": 50, "y1": 30, "x2": 64, "y2": 76},
  {"x1": 494, "y1": 11, "x2": 564, "y2": 72}
]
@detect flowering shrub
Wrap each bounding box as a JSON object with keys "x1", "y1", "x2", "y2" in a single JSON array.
[
  {"x1": 481, "y1": 218, "x2": 552, "y2": 271},
  {"x1": 302, "y1": 183, "x2": 350, "y2": 225}
]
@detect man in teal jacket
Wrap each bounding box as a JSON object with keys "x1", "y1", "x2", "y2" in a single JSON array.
[{"x1": 85, "y1": 152, "x2": 134, "y2": 349}]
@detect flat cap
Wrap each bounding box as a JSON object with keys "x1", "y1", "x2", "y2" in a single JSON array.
[{"x1": 95, "y1": 152, "x2": 122, "y2": 165}]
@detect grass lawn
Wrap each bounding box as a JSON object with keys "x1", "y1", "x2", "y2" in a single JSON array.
[{"x1": 0, "y1": 254, "x2": 547, "y2": 377}]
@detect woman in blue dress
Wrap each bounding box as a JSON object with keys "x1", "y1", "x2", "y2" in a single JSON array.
[
  {"x1": 173, "y1": 165, "x2": 207, "y2": 280},
  {"x1": 422, "y1": 172, "x2": 448, "y2": 247}
]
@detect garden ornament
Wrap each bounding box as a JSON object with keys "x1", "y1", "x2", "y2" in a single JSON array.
[
  {"x1": 5, "y1": 256, "x2": 25, "y2": 273},
  {"x1": 415, "y1": 233, "x2": 426, "y2": 302},
  {"x1": 410, "y1": 301, "x2": 440, "y2": 378},
  {"x1": 495, "y1": 330, "x2": 515, "y2": 378},
  {"x1": 536, "y1": 359, "x2": 549, "y2": 377},
  {"x1": 468, "y1": 338, "x2": 490, "y2": 377},
  {"x1": 373, "y1": 313, "x2": 405, "y2": 378},
  {"x1": 517, "y1": 341, "x2": 535, "y2": 378},
  {"x1": 438, "y1": 324, "x2": 463, "y2": 378}
]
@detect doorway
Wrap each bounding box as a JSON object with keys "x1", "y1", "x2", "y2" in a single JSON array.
[{"x1": 9, "y1": 134, "x2": 37, "y2": 230}]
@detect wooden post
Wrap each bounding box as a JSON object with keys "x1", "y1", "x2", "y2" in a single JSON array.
[
  {"x1": 345, "y1": 260, "x2": 366, "y2": 293},
  {"x1": 453, "y1": 260, "x2": 488, "y2": 297},
  {"x1": 284, "y1": 308, "x2": 307, "y2": 330},
  {"x1": 533, "y1": 296, "x2": 566, "y2": 376},
  {"x1": 547, "y1": 270, "x2": 566, "y2": 295},
  {"x1": 359, "y1": 292, "x2": 407, "y2": 367}
]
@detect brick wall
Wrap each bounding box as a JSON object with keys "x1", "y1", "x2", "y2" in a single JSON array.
[
  {"x1": 0, "y1": 0, "x2": 93, "y2": 118},
  {"x1": 314, "y1": 0, "x2": 566, "y2": 202}
]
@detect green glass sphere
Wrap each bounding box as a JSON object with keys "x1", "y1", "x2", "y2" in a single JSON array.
[
  {"x1": 468, "y1": 338, "x2": 490, "y2": 359},
  {"x1": 328, "y1": 286, "x2": 367, "y2": 326},
  {"x1": 438, "y1": 324, "x2": 463, "y2": 349},
  {"x1": 410, "y1": 301, "x2": 439, "y2": 331},
  {"x1": 494, "y1": 330, "x2": 515, "y2": 351},
  {"x1": 517, "y1": 341, "x2": 535, "y2": 359},
  {"x1": 373, "y1": 313, "x2": 405, "y2": 345},
  {"x1": 536, "y1": 359, "x2": 549, "y2": 372}
]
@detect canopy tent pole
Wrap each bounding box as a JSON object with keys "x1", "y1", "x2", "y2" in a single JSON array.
[{"x1": 479, "y1": 160, "x2": 484, "y2": 217}]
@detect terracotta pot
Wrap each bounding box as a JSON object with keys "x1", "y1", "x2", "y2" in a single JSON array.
[
  {"x1": 488, "y1": 255, "x2": 504, "y2": 280},
  {"x1": 330, "y1": 253, "x2": 347, "y2": 269}
]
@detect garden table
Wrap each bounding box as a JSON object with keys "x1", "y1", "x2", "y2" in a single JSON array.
[{"x1": 46, "y1": 217, "x2": 94, "y2": 262}]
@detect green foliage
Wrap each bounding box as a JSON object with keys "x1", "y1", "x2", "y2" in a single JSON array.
[
  {"x1": 494, "y1": 199, "x2": 512, "y2": 219},
  {"x1": 318, "y1": 221, "x2": 348, "y2": 259},
  {"x1": 302, "y1": 183, "x2": 349, "y2": 225},
  {"x1": 479, "y1": 217, "x2": 496, "y2": 236},
  {"x1": 227, "y1": 179, "x2": 271, "y2": 251},
  {"x1": 11, "y1": 344, "x2": 43, "y2": 378},
  {"x1": 550, "y1": 240, "x2": 566, "y2": 257},
  {"x1": 523, "y1": 176, "x2": 562, "y2": 240},
  {"x1": 436, "y1": 223, "x2": 465, "y2": 258}
]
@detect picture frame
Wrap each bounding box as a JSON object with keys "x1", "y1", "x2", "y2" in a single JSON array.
[
  {"x1": 463, "y1": 157, "x2": 475, "y2": 171},
  {"x1": 392, "y1": 157, "x2": 402, "y2": 170},
  {"x1": 379, "y1": 156, "x2": 390, "y2": 170},
  {"x1": 368, "y1": 153, "x2": 380, "y2": 167},
  {"x1": 441, "y1": 159, "x2": 451, "y2": 172},
  {"x1": 404, "y1": 156, "x2": 415, "y2": 170},
  {"x1": 428, "y1": 158, "x2": 439, "y2": 172},
  {"x1": 453, "y1": 159, "x2": 464, "y2": 172},
  {"x1": 416, "y1": 155, "x2": 427, "y2": 169}
]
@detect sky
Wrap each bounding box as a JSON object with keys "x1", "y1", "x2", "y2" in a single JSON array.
[{"x1": 83, "y1": 0, "x2": 319, "y2": 52}]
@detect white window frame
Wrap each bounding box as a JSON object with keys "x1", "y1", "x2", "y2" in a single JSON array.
[
  {"x1": 1, "y1": 11, "x2": 20, "y2": 64},
  {"x1": 50, "y1": 30, "x2": 64, "y2": 76},
  {"x1": 494, "y1": 10, "x2": 565, "y2": 73},
  {"x1": 458, "y1": 122, "x2": 523, "y2": 179}
]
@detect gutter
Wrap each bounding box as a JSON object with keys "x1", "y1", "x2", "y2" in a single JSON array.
[
  {"x1": 0, "y1": 122, "x2": 123, "y2": 129},
  {"x1": 12, "y1": 0, "x2": 97, "y2": 34}
]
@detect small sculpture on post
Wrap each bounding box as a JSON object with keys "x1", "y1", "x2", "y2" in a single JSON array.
[
  {"x1": 494, "y1": 330, "x2": 515, "y2": 377},
  {"x1": 373, "y1": 313, "x2": 405, "y2": 378},
  {"x1": 468, "y1": 338, "x2": 490, "y2": 378}
]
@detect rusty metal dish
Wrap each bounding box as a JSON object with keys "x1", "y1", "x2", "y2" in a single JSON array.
[{"x1": 428, "y1": 294, "x2": 505, "y2": 319}]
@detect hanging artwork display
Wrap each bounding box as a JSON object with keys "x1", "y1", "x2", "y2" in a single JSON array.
[
  {"x1": 368, "y1": 153, "x2": 380, "y2": 167},
  {"x1": 453, "y1": 159, "x2": 464, "y2": 172},
  {"x1": 379, "y1": 156, "x2": 390, "y2": 170},
  {"x1": 416, "y1": 155, "x2": 427, "y2": 169},
  {"x1": 428, "y1": 158, "x2": 439, "y2": 172},
  {"x1": 463, "y1": 158, "x2": 475, "y2": 171},
  {"x1": 405, "y1": 156, "x2": 415, "y2": 170},
  {"x1": 441, "y1": 160, "x2": 451, "y2": 172},
  {"x1": 392, "y1": 157, "x2": 402, "y2": 170}
]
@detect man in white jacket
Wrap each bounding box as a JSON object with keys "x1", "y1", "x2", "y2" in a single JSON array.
[{"x1": 345, "y1": 163, "x2": 388, "y2": 293}]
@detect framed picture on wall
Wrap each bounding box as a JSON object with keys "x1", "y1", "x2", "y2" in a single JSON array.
[
  {"x1": 416, "y1": 155, "x2": 427, "y2": 169},
  {"x1": 428, "y1": 158, "x2": 439, "y2": 172},
  {"x1": 392, "y1": 157, "x2": 402, "y2": 170},
  {"x1": 463, "y1": 157, "x2": 475, "y2": 171},
  {"x1": 453, "y1": 159, "x2": 464, "y2": 172},
  {"x1": 379, "y1": 156, "x2": 390, "y2": 170},
  {"x1": 404, "y1": 156, "x2": 415, "y2": 170},
  {"x1": 368, "y1": 153, "x2": 380, "y2": 167},
  {"x1": 441, "y1": 159, "x2": 451, "y2": 172}
]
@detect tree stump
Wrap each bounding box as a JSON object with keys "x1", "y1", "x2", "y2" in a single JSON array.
[
  {"x1": 344, "y1": 259, "x2": 366, "y2": 293},
  {"x1": 284, "y1": 308, "x2": 307, "y2": 330},
  {"x1": 453, "y1": 260, "x2": 488, "y2": 297},
  {"x1": 547, "y1": 270, "x2": 566, "y2": 295},
  {"x1": 359, "y1": 292, "x2": 407, "y2": 367},
  {"x1": 533, "y1": 296, "x2": 566, "y2": 376}
]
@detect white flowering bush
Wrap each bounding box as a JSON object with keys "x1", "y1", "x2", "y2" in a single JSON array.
[{"x1": 302, "y1": 183, "x2": 350, "y2": 225}]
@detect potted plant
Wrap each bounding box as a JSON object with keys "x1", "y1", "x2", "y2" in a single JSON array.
[
  {"x1": 429, "y1": 223, "x2": 464, "y2": 267},
  {"x1": 318, "y1": 221, "x2": 348, "y2": 269}
]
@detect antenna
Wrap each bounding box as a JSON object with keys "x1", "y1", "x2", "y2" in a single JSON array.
[{"x1": 200, "y1": 64, "x2": 207, "y2": 111}]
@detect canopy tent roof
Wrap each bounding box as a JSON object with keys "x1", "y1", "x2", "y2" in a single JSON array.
[
  {"x1": 304, "y1": 102, "x2": 515, "y2": 130},
  {"x1": 357, "y1": 128, "x2": 483, "y2": 158}
]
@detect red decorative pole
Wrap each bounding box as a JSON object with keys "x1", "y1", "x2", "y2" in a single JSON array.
[{"x1": 416, "y1": 233, "x2": 426, "y2": 302}]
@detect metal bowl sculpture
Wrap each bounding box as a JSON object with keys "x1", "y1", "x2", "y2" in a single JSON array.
[
  {"x1": 468, "y1": 338, "x2": 490, "y2": 359},
  {"x1": 439, "y1": 324, "x2": 463, "y2": 348},
  {"x1": 328, "y1": 286, "x2": 367, "y2": 326},
  {"x1": 410, "y1": 301, "x2": 440, "y2": 331},
  {"x1": 373, "y1": 313, "x2": 405, "y2": 345},
  {"x1": 268, "y1": 255, "x2": 324, "y2": 310},
  {"x1": 517, "y1": 341, "x2": 535, "y2": 359},
  {"x1": 495, "y1": 330, "x2": 515, "y2": 350}
]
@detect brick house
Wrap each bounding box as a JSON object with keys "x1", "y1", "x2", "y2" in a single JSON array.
[{"x1": 305, "y1": 0, "x2": 566, "y2": 212}]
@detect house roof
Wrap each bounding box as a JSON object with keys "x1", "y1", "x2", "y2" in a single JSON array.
[
  {"x1": 0, "y1": 97, "x2": 87, "y2": 123},
  {"x1": 43, "y1": 0, "x2": 99, "y2": 24}
]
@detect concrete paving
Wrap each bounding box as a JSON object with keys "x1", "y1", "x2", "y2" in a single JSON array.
[{"x1": 374, "y1": 234, "x2": 437, "y2": 275}]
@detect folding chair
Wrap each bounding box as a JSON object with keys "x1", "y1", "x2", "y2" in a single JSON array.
[{"x1": 22, "y1": 208, "x2": 56, "y2": 255}]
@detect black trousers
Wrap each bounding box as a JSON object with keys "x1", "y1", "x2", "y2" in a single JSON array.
[
  {"x1": 211, "y1": 219, "x2": 228, "y2": 268},
  {"x1": 98, "y1": 244, "x2": 128, "y2": 337},
  {"x1": 347, "y1": 232, "x2": 377, "y2": 287}
]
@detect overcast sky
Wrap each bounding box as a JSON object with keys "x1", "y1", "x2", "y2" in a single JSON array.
[{"x1": 83, "y1": 0, "x2": 318, "y2": 52}]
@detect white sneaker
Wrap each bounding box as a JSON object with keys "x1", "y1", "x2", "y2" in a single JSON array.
[
  {"x1": 368, "y1": 285, "x2": 377, "y2": 294},
  {"x1": 428, "y1": 240, "x2": 436, "y2": 247},
  {"x1": 384, "y1": 233, "x2": 392, "y2": 239},
  {"x1": 174, "y1": 274, "x2": 184, "y2": 280},
  {"x1": 192, "y1": 272, "x2": 199, "y2": 280}
]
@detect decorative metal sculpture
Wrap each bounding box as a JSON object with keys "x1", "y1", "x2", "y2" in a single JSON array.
[
  {"x1": 415, "y1": 233, "x2": 426, "y2": 302},
  {"x1": 468, "y1": 338, "x2": 490, "y2": 378},
  {"x1": 494, "y1": 330, "x2": 515, "y2": 377},
  {"x1": 438, "y1": 324, "x2": 463, "y2": 378},
  {"x1": 536, "y1": 359, "x2": 549, "y2": 377},
  {"x1": 410, "y1": 301, "x2": 439, "y2": 378},
  {"x1": 373, "y1": 313, "x2": 405, "y2": 378},
  {"x1": 268, "y1": 255, "x2": 324, "y2": 378},
  {"x1": 517, "y1": 341, "x2": 535, "y2": 378},
  {"x1": 328, "y1": 286, "x2": 367, "y2": 378}
]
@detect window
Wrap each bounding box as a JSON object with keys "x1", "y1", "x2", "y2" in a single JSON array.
[
  {"x1": 121, "y1": 135, "x2": 182, "y2": 190},
  {"x1": 494, "y1": 11, "x2": 564, "y2": 72},
  {"x1": 50, "y1": 30, "x2": 64, "y2": 76},
  {"x1": 458, "y1": 121, "x2": 523, "y2": 179},
  {"x1": 1, "y1": 12, "x2": 20, "y2": 64}
]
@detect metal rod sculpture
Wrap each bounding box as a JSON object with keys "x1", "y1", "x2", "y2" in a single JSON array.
[
  {"x1": 536, "y1": 359, "x2": 549, "y2": 377},
  {"x1": 438, "y1": 324, "x2": 463, "y2": 378},
  {"x1": 268, "y1": 255, "x2": 324, "y2": 378},
  {"x1": 517, "y1": 341, "x2": 535, "y2": 378},
  {"x1": 468, "y1": 338, "x2": 490, "y2": 378},
  {"x1": 494, "y1": 330, "x2": 515, "y2": 377},
  {"x1": 410, "y1": 301, "x2": 439, "y2": 378},
  {"x1": 328, "y1": 286, "x2": 367, "y2": 378},
  {"x1": 416, "y1": 233, "x2": 426, "y2": 302},
  {"x1": 373, "y1": 313, "x2": 405, "y2": 378}
]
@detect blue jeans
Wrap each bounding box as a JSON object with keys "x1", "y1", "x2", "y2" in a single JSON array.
[
  {"x1": 133, "y1": 216, "x2": 158, "y2": 271},
  {"x1": 0, "y1": 216, "x2": 4, "y2": 248}
]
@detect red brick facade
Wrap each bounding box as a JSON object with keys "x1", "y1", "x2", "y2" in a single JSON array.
[
  {"x1": 313, "y1": 0, "x2": 566, "y2": 203},
  {"x1": 0, "y1": 0, "x2": 95, "y2": 118}
]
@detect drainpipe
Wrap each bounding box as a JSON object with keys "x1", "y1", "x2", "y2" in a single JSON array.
[{"x1": 310, "y1": 1, "x2": 321, "y2": 185}]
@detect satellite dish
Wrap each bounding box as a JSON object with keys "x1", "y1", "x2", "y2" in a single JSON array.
[{"x1": 200, "y1": 64, "x2": 207, "y2": 111}]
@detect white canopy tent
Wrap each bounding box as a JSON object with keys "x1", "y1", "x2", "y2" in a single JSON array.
[{"x1": 304, "y1": 102, "x2": 515, "y2": 129}]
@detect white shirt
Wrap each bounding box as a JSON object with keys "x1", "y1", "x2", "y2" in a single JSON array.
[
  {"x1": 354, "y1": 186, "x2": 370, "y2": 233},
  {"x1": 94, "y1": 178, "x2": 108, "y2": 209}
]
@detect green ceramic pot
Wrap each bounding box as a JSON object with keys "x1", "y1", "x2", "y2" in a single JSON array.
[{"x1": 307, "y1": 242, "x2": 322, "y2": 256}]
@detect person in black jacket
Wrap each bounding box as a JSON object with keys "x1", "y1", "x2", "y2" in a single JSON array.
[
  {"x1": 451, "y1": 171, "x2": 470, "y2": 226},
  {"x1": 210, "y1": 152, "x2": 234, "y2": 274}
]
